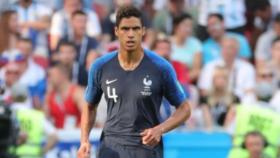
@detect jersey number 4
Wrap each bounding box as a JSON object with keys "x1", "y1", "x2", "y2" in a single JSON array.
[{"x1": 107, "y1": 86, "x2": 118, "y2": 103}]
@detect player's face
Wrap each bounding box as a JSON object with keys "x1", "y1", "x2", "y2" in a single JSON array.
[{"x1": 115, "y1": 17, "x2": 145, "y2": 52}]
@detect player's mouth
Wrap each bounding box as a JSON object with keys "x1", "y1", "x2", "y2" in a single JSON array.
[{"x1": 126, "y1": 41, "x2": 136, "y2": 47}]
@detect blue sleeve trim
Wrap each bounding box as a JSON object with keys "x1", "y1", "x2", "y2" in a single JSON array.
[{"x1": 144, "y1": 49, "x2": 187, "y2": 107}]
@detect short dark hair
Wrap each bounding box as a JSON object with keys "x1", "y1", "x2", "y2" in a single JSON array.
[
  {"x1": 57, "y1": 41, "x2": 76, "y2": 50},
  {"x1": 72, "y1": 10, "x2": 87, "y2": 19},
  {"x1": 208, "y1": 13, "x2": 224, "y2": 22},
  {"x1": 172, "y1": 13, "x2": 192, "y2": 34},
  {"x1": 116, "y1": 5, "x2": 143, "y2": 27},
  {"x1": 243, "y1": 131, "x2": 268, "y2": 149},
  {"x1": 272, "y1": 36, "x2": 280, "y2": 47},
  {"x1": 250, "y1": 0, "x2": 270, "y2": 12}
]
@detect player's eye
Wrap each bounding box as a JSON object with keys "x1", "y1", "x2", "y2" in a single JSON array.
[
  {"x1": 132, "y1": 27, "x2": 141, "y2": 31},
  {"x1": 121, "y1": 27, "x2": 130, "y2": 31}
]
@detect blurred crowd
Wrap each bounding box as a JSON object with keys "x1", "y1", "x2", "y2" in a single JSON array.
[{"x1": 0, "y1": 0, "x2": 280, "y2": 156}]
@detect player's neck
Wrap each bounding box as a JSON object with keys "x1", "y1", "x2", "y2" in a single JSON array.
[{"x1": 118, "y1": 48, "x2": 144, "y2": 71}]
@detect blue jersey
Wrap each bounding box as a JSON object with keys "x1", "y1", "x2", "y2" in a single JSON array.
[{"x1": 85, "y1": 49, "x2": 186, "y2": 146}]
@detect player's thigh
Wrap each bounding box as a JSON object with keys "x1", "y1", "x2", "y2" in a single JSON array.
[
  {"x1": 125, "y1": 146, "x2": 163, "y2": 158},
  {"x1": 98, "y1": 141, "x2": 122, "y2": 158},
  {"x1": 98, "y1": 143, "x2": 163, "y2": 158}
]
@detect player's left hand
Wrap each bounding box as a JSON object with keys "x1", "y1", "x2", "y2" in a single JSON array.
[{"x1": 140, "y1": 127, "x2": 163, "y2": 147}]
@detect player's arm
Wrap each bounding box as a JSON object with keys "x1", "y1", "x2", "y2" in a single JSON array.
[
  {"x1": 141, "y1": 59, "x2": 191, "y2": 147},
  {"x1": 78, "y1": 59, "x2": 103, "y2": 158},
  {"x1": 156, "y1": 100, "x2": 191, "y2": 133},
  {"x1": 78, "y1": 103, "x2": 97, "y2": 158},
  {"x1": 141, "y1": 100, "x2": 191, "y2": 146},
  {"x1": 80, "y1": 103, "x2": 97, "y2": 144}
]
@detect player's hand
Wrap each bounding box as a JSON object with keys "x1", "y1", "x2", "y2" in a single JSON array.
[
  {"x1": 140, "y1": 127, "x2": 163, "y2": 147},
  {"x1": 77, "y1": 142, "x2": 91, "y2": 158}
]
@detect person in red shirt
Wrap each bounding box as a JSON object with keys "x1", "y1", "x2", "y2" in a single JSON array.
[
  {"x1": 45, "y1": 63, "x2": 86, "y2": 129},
  {"x1": 152, "y1": 37, "x2": 190, "y2": 88}
]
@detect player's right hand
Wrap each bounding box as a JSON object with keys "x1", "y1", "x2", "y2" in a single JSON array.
[{"x1": 77, "y1": 142, "x2": 91, "y2": 158}]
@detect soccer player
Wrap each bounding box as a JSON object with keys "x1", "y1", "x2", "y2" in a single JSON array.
[{"x1": 78, "y1": 5, "x2": 191, "y2": 158}]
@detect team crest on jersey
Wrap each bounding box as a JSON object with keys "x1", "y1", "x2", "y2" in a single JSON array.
[{"x1": 141, "y1": 75, "x2": 152, "y2": 96}]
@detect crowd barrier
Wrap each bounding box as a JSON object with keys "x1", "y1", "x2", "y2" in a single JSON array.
[{"x1": 45, "y1": 129, "x2": 232, "y2": 158}]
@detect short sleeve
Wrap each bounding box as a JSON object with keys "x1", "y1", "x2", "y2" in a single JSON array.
[
  {"x1": 162, "y1": 62, "x2": 187, "y2": 107},
  {"x1": 255, "y1": 32, "x2": 272, "y2": 61},
  {"x1": 84, "y1": 61, "x2": 103, "y2": 106},
  {"x1": 86, "y1": 10, "x2": 101, "y2": 37},
  {"x1": 198, "y1": 62, "x2": 214, "y2": 91},
  {"x1": 37, "y1": 5, "x2": 52, "y2": 18},
  {"x1": 237, "y1": 35, "x2": 252, "y2": 59},
  {"x1": 50, "y1": 12, "x2": 63, "y2": 36},
  {"x1": 191, "y1": 37, "x2": 202, "y2": 54}
]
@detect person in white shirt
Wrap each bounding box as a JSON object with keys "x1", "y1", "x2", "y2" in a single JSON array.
[
  {"x1": 255, "y1": 13, "x2": 280, "y2": 67},
  {"x1": 198, "y1": 35, "x2": 256, "y2": 103},
  {"x1": 197, "y1": 0, "x2": 246, "y2": 41},
  {"x1": 14, "y1": 0, "x2": 52, "y2": 57},
  {"x1": 15, "y1": 38, "x2": 46, "y2": 108},
  {"x1": 50, "y1": 0, "x2": 101, "y2": 51}
]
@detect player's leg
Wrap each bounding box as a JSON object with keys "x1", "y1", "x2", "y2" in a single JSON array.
[
  {"x1": 98, "y1": 141, "x2": 122, "y2": 158},
  {"x1": 123, "y1": 145, "x2": 163, "y2": 158}
]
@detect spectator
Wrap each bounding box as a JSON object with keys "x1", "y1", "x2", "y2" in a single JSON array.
[
  {"x1": 270, "y1": 37, "x2": 280, "y2": 79},
  {"x1": 255, "y1": 13, "x2": 280, "y2": 67},
  {"x1": 245, "y1": 0, "x2": 272, "y2": 51},
  {"x1": 198, "y1": 36, "x2": 256, "y2": 103},
  {"x1": 10, "y1": 83, "x2": 58, "y2": 157},
  {"x1": 153, "y1": 0, "x2": 186, "y2": 35},
  {"x1": 57, "y1": 10, "x2": 99, "y2": 86},
  {"x1": 170, "y1": 13, "x2": 202, "y2": 82},
  {"x1": 269, "y1": 38, "x2": 280, "y2": 112},
  {"x1": 141, "y1": 0, "x2": 156, "y2": 25},
  {"x1": 270, "y1": 91, "x2": 280, "y2": 113},
  {"x1": 45, "y1": 63, "x2": 85, "y2": 129},
  {"x1": 14, "y1": 0, "x2": 52, "y2": 57},
  {"x1": 0, "y1": 62, "x2": 23, "y2": 105},
  {"x1": 247, "y1": 0, "x2": 272, "y2": 31},
  {"x1": 199, "y1": 65, "x2": 240, "y2": 129},
  {"x1": 255, "y1": 64, "x2": 276, "y2": 103},
  {"x1": 242, "y1": 131, "x2": 271, "y2": 158},
  {"x1": 197, "y1": 0, "x2": 247, "y2": 41},
  {"x1": 0, "y1": 10, "x2": 19, "y2": 53},
  {"x1": 203, "y1": 13, "x2": 252, "y2": 65},
  {"x1": 15, "y1": 38, "x2": 46, "y2": 108},
  {"x1": 50, "y1": 0, "x2": 101, "y2": 51},
  {"x1": 152, "y1": 36, "x2": 190, "y2": 87},
  {"x1": 56, "y1": 41, "x2": 90, "y2": 86}
]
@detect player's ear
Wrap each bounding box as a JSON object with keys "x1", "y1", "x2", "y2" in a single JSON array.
[
  {"x1": 142, "y1": 26, "x2": 146, "y2": 36},
  {"x1": 115, "y1": 26, "x2": 119, "y2": 38}
]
